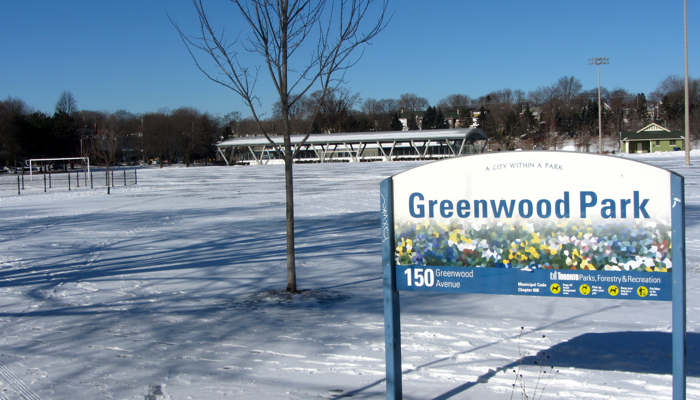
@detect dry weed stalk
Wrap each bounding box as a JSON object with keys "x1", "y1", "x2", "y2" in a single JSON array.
[{"x1": 510, "y1": 327, "x2": 559, "y2": 400}]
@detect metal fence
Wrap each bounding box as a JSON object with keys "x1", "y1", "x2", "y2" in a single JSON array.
[{"x1": 0, "y1": 168, "x2": 138, "y2": 196}]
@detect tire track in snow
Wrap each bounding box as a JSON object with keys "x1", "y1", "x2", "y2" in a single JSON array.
[{"x1": 0, "y1": 360, "x2": 42, "y2": 400}]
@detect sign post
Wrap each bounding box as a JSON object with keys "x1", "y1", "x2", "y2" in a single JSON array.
[
  {"x1": 381, "y1": 152, "x2": 685, "y2": 400},
  {"x1": 381, "y1": 178, "x2": 402, "y2": 400},
  {"x1": 671, "y1": 174, "x2": 686, "y2": 399}
]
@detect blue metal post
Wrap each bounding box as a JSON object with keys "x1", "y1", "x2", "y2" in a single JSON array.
[
  {"x1": 381, "y1": 178, "x2": 402, "y2": 400},
  {"x1": 671, "y1": 173, "x2": 686, "y2": 400}
]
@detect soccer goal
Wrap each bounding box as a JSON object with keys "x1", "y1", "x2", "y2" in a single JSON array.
[{"x1": 27, "y1": 157, "x2": 90, "y2": 181}]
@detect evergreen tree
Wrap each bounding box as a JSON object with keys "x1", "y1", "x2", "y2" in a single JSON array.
[
  {"x1": 476, "y1": 106, "x2": 488, "y2": 128},
  {"x1": 521, "y1": 104, "x2": 539, "y2": 134},
  {"x1": 661, "y1": 95, "x2": 684, "y2": 127},
  {"x1": 435, "y1": 108, "x2": 448, "y2": 129},
  {"x1": 457, "y1": 108, "x2": 475, "y2": 128},
  {"x1": 407, "y1": 113, "x2": 419, "y2": 130},
  {"x1": 421, "y1": 106, "x2": 436, "y2": 130},
  {"x1": 477, "y1": 107, "x2": 497, "y2": 134},
  {"x1": 390, "y1": 113, "x2": 403, "y2": 131},
  {"x1": 51, "y1": 111, "x2": 79, "y2": 157},
  {"x1": 635, "y1": 93, "x2": 650, "y2": 125},
  {"x1": 499, "y1": 110, "x2": 520, "y2": 150}
]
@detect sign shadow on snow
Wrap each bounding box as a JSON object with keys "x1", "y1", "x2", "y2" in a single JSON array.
[
  {"x1": 432, "y1": 331, "x2": 700, "y2": 400},
  {"x1": 520, "y1": 330, "x2": 700, "y2": 376},
  {"x1": 685, "y1": 204, "x2": 700, "y2": 228}
]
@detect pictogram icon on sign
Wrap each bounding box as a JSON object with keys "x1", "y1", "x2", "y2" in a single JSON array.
[
  {"x1": 579, "y1": 284, "x2": 591, "y2": 295},
  {"x1": 550, "y1": 283, "x2": 561, "y2": 294}
]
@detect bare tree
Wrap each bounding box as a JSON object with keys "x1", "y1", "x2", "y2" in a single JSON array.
[
  {"x1": 220, "y1": 111, "x2": 242, "y2": 139},
  {"x1": 486, "y1": 88, "x2": 514, "y2": 105},
  {"x1": 608, "y1": 88, "x2": 633, "y2": 133},
  {"x1": 142, "y1": 111, "x2": 172, "y2": 167},
  {"x1": 360, "y1": 97, "x2": 398, "y2": 131},
  {"x1": 360, "y1": 98, "x2": 382, "y2": 115},
  {"x1": 377, "y1": 98, "x2": 398, "y2": 114},
  {"x1": 527, "y1": 85, "x2": 556, "y2": 106},
  {"x1": 360, "y1": 98, "x2": 397, "y2": 114},
  {"x1": 272, "y1": 94, "x2": 316, "y2": 134},
  {"x1": 397, "y1": 93, "x2": 429, "y2": 111},
  {"x1": 650, "y1": 75, "x2": 700, "y2": 134},
  {"x1": 311, "y1": 87, "x2": 360, "y2": 132},
  {"x1": 650, "y1": 75, "x2": 688, "y2": 102},
  {"x1": 552, "y1": 76, "x2": 582, "y2": 107},
  {"x1": 437, "y1": 94, "x2": 471, "y2": 112},
  {"x1": 91, "y1": 112, "x2": 124, "y2": 194},
  {"x1": 172, "y1": 107, "x2": 202, "y2": 166},
  {"x1": 173, "y1": 0, "x2": 390, "y2": 292},
  {"x1": 0, "y1": 97, "x2": 31, "y2": 168},
  {"x1": 55, "y1": 91, "x2": 78, "y2": 115}
]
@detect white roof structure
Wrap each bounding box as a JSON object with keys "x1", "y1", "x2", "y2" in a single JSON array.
[
  {"x1": 217, "y1": 128, "x2": 487, "y2": 147},
  {"x1": 216, "y1": 128, "x2": 489, "y2": 165}
]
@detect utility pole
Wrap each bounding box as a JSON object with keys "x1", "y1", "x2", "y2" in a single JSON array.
[
  {"x1": 589, "y1": 57, "x2": 609, "y2": 153},
  {"x1": 684, "y1": 0, "x2": 691, "y2": 165}
]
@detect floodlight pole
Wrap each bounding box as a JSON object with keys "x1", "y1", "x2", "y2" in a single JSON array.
[
  {"x1": 589, "y1": 57, "x2": 609, "y2": 153},
  {"x1": 684, "y1": 0, "x2": 691, "y2": 165}
]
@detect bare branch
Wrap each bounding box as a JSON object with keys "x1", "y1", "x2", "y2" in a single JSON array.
[{"x1": 173, "y1": 0, "x2": 391, "y2": 292}]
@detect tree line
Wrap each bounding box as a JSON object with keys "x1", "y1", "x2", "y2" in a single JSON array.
[
  {"x1": 0, "y1": 91, "x2": 234, "y2": 169},
  {"x1": 1, "y1": 74, "x2": 698, "y2": 168},
  {"x1": 270, "y1": 74, "x2": 698, "y2": 147},
  {"x1": 465, "y1": 75, "x2": 699, "y2": 150}
]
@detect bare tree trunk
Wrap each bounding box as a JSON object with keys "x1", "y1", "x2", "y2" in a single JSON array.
[
  {"x1": 106, "y1": 165, "x2": 111, "y2": 195},
  {"x1": 284, "y1": 149, "x2": 296, "y2": 292},
  {"x1": 280, "y1": 13, "x2": 297, "y2": 292}
]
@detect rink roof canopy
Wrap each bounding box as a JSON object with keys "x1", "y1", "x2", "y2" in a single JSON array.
[
  {"x1": 215, "y1": 128, "x2": 490, "y2": 164},
  {"x1": 216, "y1": 128, "x2": 488, "y2": 148}
]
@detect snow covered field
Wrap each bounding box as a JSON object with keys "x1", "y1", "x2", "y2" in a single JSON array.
[{"x1": 0, "y1": 151, "x2": 699, "y2": 399}]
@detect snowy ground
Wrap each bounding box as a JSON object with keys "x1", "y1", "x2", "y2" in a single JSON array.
[{"x1": 0, "y1": 152, "x2": 699, "y2": 399}]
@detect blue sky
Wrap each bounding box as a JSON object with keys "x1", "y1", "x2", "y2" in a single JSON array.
[{"x1": 1, "y1": 0, "x2": 697, "y2": 118}]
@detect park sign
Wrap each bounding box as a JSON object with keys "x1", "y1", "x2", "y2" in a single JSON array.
[
  {"x1": 380, "y1": 151, "x2": 686, "y2": 400},
  {"x1": 388, "y1": 151, "x2": 673, "y2": 300}
]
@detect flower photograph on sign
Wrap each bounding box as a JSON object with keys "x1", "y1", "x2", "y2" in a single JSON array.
[{"x1": 394, "y1": 218, "x2": 671, "y2": 272}]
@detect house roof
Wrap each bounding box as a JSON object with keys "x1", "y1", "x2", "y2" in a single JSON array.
[
  {"x1": 620, "y1": 131, "x2": 684, "y2": 141},
  {"x1": 637, "y1": 123, "x2": 670, "y2": 132},
  {"x1": 620, "y1": 122, "x2": 684, "y2": 141}
]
